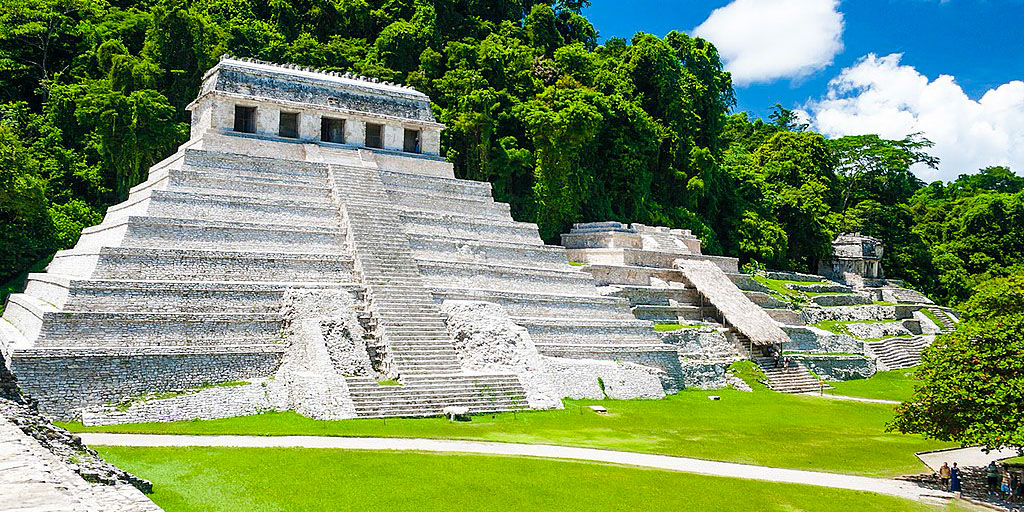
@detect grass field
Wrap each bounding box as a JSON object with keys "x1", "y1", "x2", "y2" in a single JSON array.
[
  {"x1": 826, "y1": 367, "x2": 922, "y2": 402},
  {"x1": 68, "y1": 387, "x2": 953, "y2": 478},
  {"x1": 96, "y1": 446, "x2": 980, "y2": 512}
]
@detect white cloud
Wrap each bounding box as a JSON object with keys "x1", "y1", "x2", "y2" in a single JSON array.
[
  {"x1": 693, "y1": 0, "x2": 844, "y2": 86},
  {"x1": 807, "y1": 53, "x2": 1024, "y2": 182}
]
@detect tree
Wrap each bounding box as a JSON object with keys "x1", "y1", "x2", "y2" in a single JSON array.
[
  {"x1": 831, "y1": 133, "x2": 935, "y2": 212},
  {"x1": 891, "y1": 275, "x2": 1024, "y2": 452}
]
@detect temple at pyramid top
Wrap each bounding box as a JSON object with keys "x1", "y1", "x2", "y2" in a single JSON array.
[{"x1": 188, "y1": 55, "x2": 442, "y2": 156}]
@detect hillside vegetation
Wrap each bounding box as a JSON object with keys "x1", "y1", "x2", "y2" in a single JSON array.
[{"x1": 1, "y1": 0, "x2": 1022, "y2": 305}]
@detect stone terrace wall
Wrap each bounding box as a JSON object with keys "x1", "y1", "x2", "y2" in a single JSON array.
[{"x1": 12, "y1": 348, "x2": 282, "y2": 419}]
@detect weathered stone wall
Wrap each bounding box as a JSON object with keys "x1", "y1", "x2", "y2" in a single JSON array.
[
  {"x1": 535, "y1": 345, "x2": 682, "y2": 394},
  {"x1": 792, "y1": 355, "x2": 876, "y2": 381},
  {"x1": 845, "y1": 321, "x2": 913, "y2": 340},
  {"x1": 783, "y1": 326, "x2": 864, "y2": 354},
  {"x1": 541, "y1": 358, "x2": 666, "y2": 400},
  {"x1": 801, "y1": 304, "x2": 916, "y2": 324},
  {"x1": 441, "y1": 300, "x2": 562, "y2": 409},
  {"x1": 11, "y1": 348, "x2": 283, "y2": 420}
]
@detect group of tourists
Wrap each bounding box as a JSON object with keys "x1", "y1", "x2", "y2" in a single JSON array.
[
  {"x1": 768, "y1": 347, "x2": 792, "y2": 369},
  {"x1": 986, "y1": 461, "x2": 1024, "y2": 504},
  {"x1": 939, "y1": 460, "x2": 1024, "y2": 504}
]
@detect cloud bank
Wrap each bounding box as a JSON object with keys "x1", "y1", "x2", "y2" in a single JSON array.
[
  {"x1": 693, "y1": 0, "x2": 844, "y2": 86},
  {"x1": 806, "y1": 53, "x2": 1024, "y2": 182}
]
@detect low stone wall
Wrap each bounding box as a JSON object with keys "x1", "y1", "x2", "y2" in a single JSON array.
[
  {"x1": 766, "y1": 271, "x2": 824, "y2": 282},
  {"x1": 783, "y1": 326, "x2": 863, "y2": 354},
  {"x1": 658, "y1": 328, "x2": 740, "y2": 360},
  {"x1": 535, "y1": 344, "x2": 682, "y2": 395},
  {"x1": 802, "y1": 305, "x2": 898, "y2": 324},
  {"x1": 792, "y1": 355, "x2": 876, "y2": 381},
  {"x1": 81, "y1": 379, "x2": 285, "y2": 426},
  {"x1": 11, "y1": 347, "x2": 283, "y2": 420},
  {"x1": 845, "y1": 321, "x2": 913, "y2": 339},
  {"x1": 542, "y1": 357, "x2": 666, "y2": 400},
  {"x1": 809, "y1": 294, "x2": 873, "y2": 307},
  {"x1": 790, "y1": 283, "x2": 851, "y2": 293}
]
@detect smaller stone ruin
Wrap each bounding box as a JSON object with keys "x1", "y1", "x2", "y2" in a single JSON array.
[{"x1": 819, "y1": 233, "x2": 885, "y2": 288}]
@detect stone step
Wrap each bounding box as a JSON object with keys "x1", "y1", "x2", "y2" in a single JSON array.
[
  {"x1": 105, "y1": 189, "x2": 341, "y2": 228},
  {"x1": 60, "y1": 247, "x2": 354, "y2": 282},
  {"x1": 76, "y1": 216, "x2": 347, "y2": 254},
  {"x1": 377, "y1": 169, "x2": 493, "y2": 199},
  {"x1": 512, "y1": 317, "x2": 656, "y2": 341},
  {"x1": 407, "y1": 235, "x2": 569, "y2": 270},
  {"x1": 431, "y1": 287, "x2": 636, "y2": 320},
  {"x1": 585, "y1": 264, "x2": 686, "y2": 287},
  {"x1": 399, "y1": 212, "x2": 541, "y2": 245},
  {"x1": 182, "y1": 149, "x2": 329, "y2": 180},
  {"x1": 606, "y1": 285, "x2": 700, "y2": 306},
  {"x1": 169, "y1": 168, "x2": 333, "y2": 201},
  {"x1": 631, "y1": 304, "x2": 707, "y2": 323},
  {"x1": 384, "y1": 187, "x2": 511, "y2": 219},
  {"x1": 23, "y1": 273, "x2": 360, "y2": 313},
  {"x1": 7, "y1": 294, "x2": 283, "y2": 345},
  {"x1": 350, "y1": 396, "x2": 526, "y2": 409},
  {"x1": 418, "y1": 260, "x2": 598, "y2": 296}
]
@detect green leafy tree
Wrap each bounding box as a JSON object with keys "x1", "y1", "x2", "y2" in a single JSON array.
[{"x1": 891, "y1": 275, "x2": 1024, "y2": 452}]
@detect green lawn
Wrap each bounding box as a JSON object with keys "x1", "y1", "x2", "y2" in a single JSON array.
[
  {"x1": 68, "y1": 388, "x2": 954, "y2": 477},
  {"x1": 96, "y1": 446, "x2": 978, "y2": 512},
  {"x1": 826, "y1": 367, "x2": 921, "y2": 402}
]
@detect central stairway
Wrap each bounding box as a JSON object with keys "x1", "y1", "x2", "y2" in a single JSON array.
[{"x1": 329, "y1": 161, "x2": 528, "y2": 417}]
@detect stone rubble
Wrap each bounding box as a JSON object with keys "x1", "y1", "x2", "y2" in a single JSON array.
[{"x1": 0, "y1": 396, "x2": 161, "y2": 511}]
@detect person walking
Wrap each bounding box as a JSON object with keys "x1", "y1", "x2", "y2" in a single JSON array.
[
  {"x1": 987, "y1": 461, "x2": 1001, "y2": 496},
  {"x1": 950, "y1": 463, "x2": 962, "y2": 496},
  {"x1": 1011, "y1": 471, "x2": 1019, "y2": 503},
  {"x1": 939, "y1": 462, "x2": 951, "y2": 491}
]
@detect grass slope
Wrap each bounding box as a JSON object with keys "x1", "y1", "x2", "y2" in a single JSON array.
[
  {"x1": 69, "y1": 388, "x2": 953, "y2": 477},
  {"x1": 826, "y1": 367, "x2": 922, "y2": 402},
  {"x1": 97, "y1": 447, "x2": 977, "y2": 512}
]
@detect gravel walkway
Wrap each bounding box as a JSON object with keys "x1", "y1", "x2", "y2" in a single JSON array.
[
  {"x1": 916, "y1": 446, "x2": 1022, "y2": 472},
  {"x1": 81, "y1": 433, "x2": 952, "y2": 504},
  {"x1": 801, "y1": 392, "x2": 902, "y2": 405}
]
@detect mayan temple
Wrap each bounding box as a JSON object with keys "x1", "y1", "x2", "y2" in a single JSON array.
[{"x1": 0, "y1": 57, "x2": 682, "y2": 422}]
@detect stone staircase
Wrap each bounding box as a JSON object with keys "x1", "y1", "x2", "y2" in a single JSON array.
[
  {"x1": 925, "y1": 306, "x2": 958, "y2": 333},
  {"x1": 329, "y1": 162, "x2": 528, "y2": 417},
  {"x1": 374, "y1": 166, "x2": 678, "y2": 376},
  {"x1": 345, "y1": 375, "x2": 528, "y2": 418},
  {"x1": 752, "y1": 357, "x2": 826, "y2": 393},
  {"x1": 865, "y1": 336, "x2": 932, "y2": 371}
]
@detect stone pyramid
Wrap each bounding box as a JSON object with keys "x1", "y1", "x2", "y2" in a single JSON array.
[{"x1": 0, "y1": 57, "x2": 680, "y2": 421}]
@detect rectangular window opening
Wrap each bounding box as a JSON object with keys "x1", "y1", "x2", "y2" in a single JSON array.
[
  {"x1": 365, "y1": 122, "x2": 383, "y2": 149},
  {"x1": 279, "y1": 112, "x2": 299, "y2": 138},
  {"x1": 233, "y1": 105, "x2": 256, "y2": 133},
  {"x1": 321, "y1": 117, "x2": 345, "y2": 144},
  {"x1": 403, "y1": 128, "x2": 421, "y2": 153}
]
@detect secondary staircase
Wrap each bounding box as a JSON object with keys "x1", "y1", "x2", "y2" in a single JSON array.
[
  {"x1": 865, "y1": 336, "x2": 932, "y2": 371},
  {"x1": 752, "y1": 357, "x2": 826, "y2": 393},
  {"x1": 329, "y1": 161, "x2": 528, "y2": 417},
  {"x1": 924, "y1": 306, "x2": 958, "y2": 333}
]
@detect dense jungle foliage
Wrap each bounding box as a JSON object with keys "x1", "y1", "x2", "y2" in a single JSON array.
[{"x1": 1, "y1": 0, "x2": 1022, "y2": 307}]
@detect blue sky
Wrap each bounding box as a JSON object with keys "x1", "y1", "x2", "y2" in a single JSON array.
[{"x1": 583, "y1": 0, "x2": 1024, "y2": 181}]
